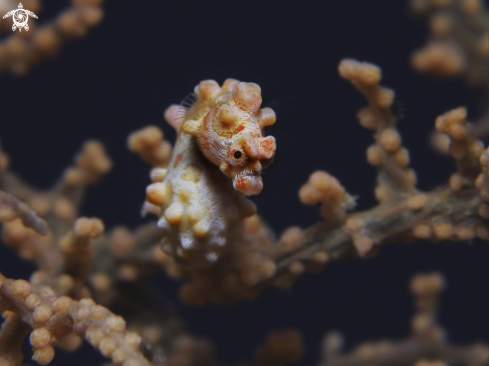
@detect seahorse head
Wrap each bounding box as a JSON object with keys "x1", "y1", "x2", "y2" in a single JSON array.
[{"x1": 182, "y1": 79, "x2": 276, "y2": 195}]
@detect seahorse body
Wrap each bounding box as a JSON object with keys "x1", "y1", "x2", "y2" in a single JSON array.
[{"x1": 146, "y1": 79, "x2": 276, "y2": 267}]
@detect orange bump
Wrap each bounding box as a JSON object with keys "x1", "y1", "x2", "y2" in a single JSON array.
[
  {"x1": 357, "y1": 107, "x2": 378, "y2": 130},
  {"x1": 258, "y1": 107, "x2": 277, "y2": 127},
  {"x1": 198, "y1": 80, "x2": 221, "y2": 101},
  {"x1": 433, "y1": 222, "x2": 453, "y2": 239},
  {"x1": 380, "y1": 128, "x2": 401, "y2": 152},
  {"x1": 146, "y1": 182, "x2": 171, "y2": 206},
  {"x1": 30, "y1": 327, "x2": 51, "y2": 349},
  {"x1": 413, "y1": 224, "x2": 432, "y2": 239},
  {"x1": 407, "y1": 194, "x2": 428, "y2": 210}
]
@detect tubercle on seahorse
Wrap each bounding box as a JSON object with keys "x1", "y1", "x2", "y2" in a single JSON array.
[{"x1": 145, "y1": 79, "x2": 277, "y2": 267}]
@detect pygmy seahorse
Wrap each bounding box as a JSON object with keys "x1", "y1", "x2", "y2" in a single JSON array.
[{"x1": 146, "y1": 79, "x2": 277, "y2": 267}]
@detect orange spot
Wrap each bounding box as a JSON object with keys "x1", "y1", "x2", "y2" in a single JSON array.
[
  {"x1": 173, "y1": 153, "x2": 183, "y2": 168},
  {"x1": 237, "y1": 124, "x2": 245, "y2": 132},
  {"x1": 200, "y1": 134, "x2": 211, "y2": 152},
  {"x1": 236, "y1": 178, "x2": 247, "y2": 191},
  {"x1": 203, "y1": 113, "x2": 212, "y2": 131}
]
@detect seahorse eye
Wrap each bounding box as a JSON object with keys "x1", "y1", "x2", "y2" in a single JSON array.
[{"x1": 234, "y1": 151, "x2": 242, "y2": 159}]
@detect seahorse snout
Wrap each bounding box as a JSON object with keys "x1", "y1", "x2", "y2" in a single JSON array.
[{"x1": 233, "y1": 174, "x2": 263, "y2": 195}]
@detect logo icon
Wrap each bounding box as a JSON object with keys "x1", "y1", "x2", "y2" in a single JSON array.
[{"x1": 2, "y1": 3, "x2": 38, "y2": 32}]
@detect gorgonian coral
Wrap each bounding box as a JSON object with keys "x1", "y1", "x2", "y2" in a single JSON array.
[
  {"x1": 0, "y1": 0, "x2": 103, "y2": 74},
  {"x1": 1, "y1": 0, "x2": 489, "y2": 366}
]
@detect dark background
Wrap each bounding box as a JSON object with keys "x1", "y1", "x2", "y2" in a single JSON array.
[{"x1": 0, "y1": 0, "x2": 488, "y2": 365}]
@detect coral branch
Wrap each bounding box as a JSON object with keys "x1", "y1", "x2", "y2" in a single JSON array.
[
  {"x1": 0, "y1": 141, "x2": 112, "y2": 299},
  {"x1": 0, "y1": 141, "x2": 46, "y2": 236},
  {"x1": 0, "y1": 311, "x2": 31, "y2": 366},
  {"x1": 411, "y1": 0, "x2": 489, "y2": 89},
  {"x1": 128, "y1": 126, "x2": 173, "y2": 168},
  {"x1": 1, "y1": 140, "x2": 112, "y2": 223},
  {"x1": 0, "y1": 140, "x2": 217, "y2": 366},
  {"x1": 320, "y1": 274, "x2": 489, "y2": 366},
  {"x1": 434, "y1": 107, "x2": 484, "y2": 190},
  {"x1": 0, "y1": 191, "x2": 47, "y2": 236},
  {"x1": 254, "y1": 330, "x2": 303, "y2": 366},
  {"x1": 411, "y1": 0, "x2": 489, "y2": 139},
  {"x1": 0, "y1": 0, "x2": 104, "y2": 74},
  {"x1": 88, "y1": 222, "x2": 167, "y2": 304},
  {"x1": 321, "y1": 336, "x2": 488, "y2": 366},
  {"x1": 299, "y1": 171, "x2": 355, "y2": 229},
  {"x1": 0, "y1": 140, "x2": 214, "y2": 366},
  {"x1": 264, "y1": 61, "x2": 487, "y2": 283},
  {"x1": 476, "y1": 146, "x2": 489, "y2": 220},
  {"x1": 272, "y1": 185, "x2": 480, "y2": 277},
  {"x1": 0, "y1": 273, "x2": 154, "y2": 366},
  {"x1": 339, "y1": 59, "x2": 417, "y2": 199}
]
